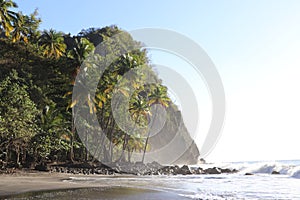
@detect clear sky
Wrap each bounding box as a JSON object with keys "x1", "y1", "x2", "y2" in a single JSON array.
[{"x1": 14, "y1": 0, "x2": 300, "y2": 162}]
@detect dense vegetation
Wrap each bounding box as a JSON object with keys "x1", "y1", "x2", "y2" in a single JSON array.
[{"x1": 0, "y1": 1, "x2": 199, "y2": 169}]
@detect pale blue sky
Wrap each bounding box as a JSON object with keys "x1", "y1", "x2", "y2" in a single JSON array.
[{"x1": 14, "y1": 0, "x2": 300, "y2": 162}]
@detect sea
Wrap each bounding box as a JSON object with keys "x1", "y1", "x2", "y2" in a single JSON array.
[{"x1": 7, "y1": 160, "x2": 300, "y2": 200}]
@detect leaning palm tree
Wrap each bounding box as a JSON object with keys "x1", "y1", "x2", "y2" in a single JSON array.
[
  {"x1": 127, "y1": 134, "x2": 145, "y2": 162},
  {"x1": 39, "y1": 29, "x2": 66, "y2": 59},
  {"x1": 0, "y1": 0, "x2": 18, "y2": 36},
  {"x1": 118, "y1": 95, "x2": 150, "y2": 162},
  {"x1": 141, "y1": 85, "x2": 170, "y2": 163}
]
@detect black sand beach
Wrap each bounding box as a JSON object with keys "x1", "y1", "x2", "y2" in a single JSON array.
[{"x1": 0, "y1": 172, "x2": 188, "y2": 200}]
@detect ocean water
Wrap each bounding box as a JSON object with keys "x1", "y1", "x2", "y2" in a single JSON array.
[{"x1": 63, "y1": 160, "x2": 300, "y2": 199}]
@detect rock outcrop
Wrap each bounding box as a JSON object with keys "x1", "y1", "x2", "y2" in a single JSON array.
[
  {"x1": 46, "y1": 162, "x2": 238, "y2": 176},
  {"x1": 146, "y1": 106, "x2": 200, "y2": 165}
]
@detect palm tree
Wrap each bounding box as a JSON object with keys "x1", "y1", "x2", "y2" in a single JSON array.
[
  {"x1": 68, "y1": 37, "x2": 95, "y2": 66},
  {"x1": 14, "y1": 9, "x2": 41, "y2": 43},
  {"x1": 11, "y1": 12, "x2": 28, "y2": 43},
  {"x1": 127, "y1": 134, "x2": 145, "y2": 162},
  {"x1": 65, "y1": 54, "x2": 104, "y2": 162},
  {"x1": 34, "y1": 105, "x2": 71, "y2": 163},
  {"x1": 39, "y1": 29, "x2": 66, "y2": 59},
  {"x1": 141, "y1": 85, "x2": 170, "y2": 163},
  {"x1": 148, "y1": 86, "x2": 170, "y2": 107},
  {"x1": 0, "y1": 0, "x2": 17, "y2": 36},
  {"x1": 117, "y1": 95, "x2": 150, "y2": 162}
]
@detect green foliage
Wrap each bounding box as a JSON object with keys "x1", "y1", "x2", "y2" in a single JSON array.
[
  {"x1": 78, "y1": 25, "x2": 121, "y2": 46},
  {"x1": 30, "y1": 106, "x2": 71, "y2": 162},
  {"x1": 0, "y1": 70, "x2": 39, "y2": 165},
  {"x1": 0, "y1": 39, "x2": 73, "y2": 166},
  {"x1": 10, "y1": 10, "x2": 41, "y2": 43},
  {"x1": 0, "y1": 6, "x2": 199, "y2": 166},
  {"x1": 0, "y1": 0, "x2": 18, "y2": 36},
  {"x1": 68, "y1": 37, "x2": 95, "y2": 66},
  {"x1": 70, "y1": 30, "x2": 174, "y2": 163},
  {"x1": 39, "y1": 29, "x2": 67, "y2": 59},
  {"x1": 0, "y1": 70, "x2": 38, "y2": 141}
]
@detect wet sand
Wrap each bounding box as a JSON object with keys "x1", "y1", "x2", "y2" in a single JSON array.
[
  {"x1": 0, "y1": 172, "x2": 89, "y2": 197},
  {"x1": 0, "y1": 172, "x2": 188, "y2": 199}
]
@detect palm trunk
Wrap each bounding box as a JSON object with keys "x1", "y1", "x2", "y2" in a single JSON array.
[
  {"x1": 108, "y1": 120, "x2": 116, "y2": 162},
  {"x1": 142, "y1": 106, "x2": 158, "y2": 163},
  {"x1": 5, "y1": 145, "x2": 9, "y2": 164},
  {"x1": 16, "y1": 145, "x2": 20, "y2": 167},
  {"x1": 141, "y1": 136, "x2": 150, "y2": 163},
  {"x1": 118, "y1": 115, "x2": 140, "y2": 162},
  {"x1": 84, "y1": 131, "x2": 89, "y2": 162},
  {"x1": 70, "y1": 115, "x2": 76, "y2": 163},
  {"x1": 118, "y1": 134, "x2": 128, "y2": 162}
]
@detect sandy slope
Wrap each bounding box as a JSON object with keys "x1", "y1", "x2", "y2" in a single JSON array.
[{"x1": 0, "y1": 172, "x2": 93, "y2": 197}]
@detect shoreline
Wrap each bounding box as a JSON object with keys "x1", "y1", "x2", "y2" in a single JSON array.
[
  {"x1": 1, "y1": 162, "x2": 297, "y2": 199},
  {"x1": 0, "y1": 172, "x2": 188, "y2": 199},
  {"x1": 0, "y1": 164, "x2": 238, "y2": 197},
  {"x1": 0, "y1": 164, "x2": 237, "y2": 199},
  {"x1": 0, "y1": 172, "x2": 95, "y2": 197}
]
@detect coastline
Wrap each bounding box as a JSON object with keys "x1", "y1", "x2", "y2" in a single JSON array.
[
  {"x1": 0, "y1": 172, "x2": 188, "y2": 199},
  {"x1": 2, "y1": 160, "x2": 300, "y2": 199},
  {"x1": 0, "y1": 163, "x2": 238, "y2": 197}
]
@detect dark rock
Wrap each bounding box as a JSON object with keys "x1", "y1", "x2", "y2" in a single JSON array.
[
  {"x1": 271, "y1": 171, "x2": 280, "y2": 175},
  {"x1": 35, "y1": 163, "x2": 49, "y2": 172},
  {"x1": 135, "y1": 162, "x2": 147, "y2": 172},
  {"x1": 220, "y1": 168, "x2": 234, "y2": 173},
  {"x1": 147, "y1": 161, "x2": 162, "y2": 170},
  {"x1": 177, "y1": 165, "x2": 192, "y2": 175},
  {"x1": 0, "y1": 168, "x2": 16, "y2": 174},
  {"x1": 159, "y1": 166, "x2": 171, "y2": 175},
  {"x1": 44, "y1": 160, "x2": 240, "y2": 176},
  {"x1": 205, "y1": 167, "x2": 221, "y2": 174},
  {"x1": 194, "y1": 167, "x2": 205, "y2": 174},
  {"x1": 245, "y1": 173, "x2": 254, "y2": 175}
]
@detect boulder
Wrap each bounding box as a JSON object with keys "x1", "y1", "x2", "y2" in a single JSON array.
[
  {"x1": 205, "y1": 167, "x2": 221, "y2": 174},
  {"x1": 220, "y1": 168, "x2": 234, "y2": 173},
  {"x1": 177, "y1": 165, "x2": 192, "y2": 175},
  {"x1": 193, "y1": 167, "x2": 205, "y2": 174},
  {"x1": 159, "y1": 166, "x2": 172, "y2": 175},
  {"x1": 198, "y1": 158, "x2": 206, "y2": 164},
  {"x1": 271, "y1": 170, "x2": 280, "y2": 175},
  {"x1": 147, "y1": 161, "x2": 162, "y2": 169}
]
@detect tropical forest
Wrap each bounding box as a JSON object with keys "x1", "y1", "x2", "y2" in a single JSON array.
[{"x1": 0, "y1": 0, "x2": 199, "y2": 173}]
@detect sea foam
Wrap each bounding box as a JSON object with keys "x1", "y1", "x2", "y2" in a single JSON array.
[{"x1": 203, "y1": 160, "x2": 300, "y2": 179}]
